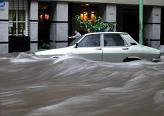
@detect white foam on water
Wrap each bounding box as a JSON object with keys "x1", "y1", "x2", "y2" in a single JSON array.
[{"x1": 0, "y1": 53, "x2": 164, "y2": 116}]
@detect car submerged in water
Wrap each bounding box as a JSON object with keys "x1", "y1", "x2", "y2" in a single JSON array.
[{"x1": 35, "y1": 32, "x2": 161, "y2": 62}]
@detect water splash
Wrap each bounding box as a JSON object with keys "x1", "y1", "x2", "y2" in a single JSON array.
[{"x1": 0, "y1": 53, "x2": 164, "y2": 116}]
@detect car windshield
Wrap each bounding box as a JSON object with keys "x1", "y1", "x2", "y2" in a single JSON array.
[{"x1": 69, "y1": 35, "x2": 83, "y2": 46}]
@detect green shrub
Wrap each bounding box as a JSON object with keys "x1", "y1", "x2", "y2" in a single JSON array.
[{"x1": 75, "y1": 15, "x2": 115, "y2": 32}]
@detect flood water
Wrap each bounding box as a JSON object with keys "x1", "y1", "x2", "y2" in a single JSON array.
[{"x1": 0, "y1": 53, "x2": 164, "y2": 116}]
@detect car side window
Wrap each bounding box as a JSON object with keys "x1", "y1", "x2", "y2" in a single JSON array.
[
  {"x1": 104, "y1": 34, "x2": 125, "y2": 46},
  {"x1": 78, "y1": 34, "x2": 100, "y2": 47}
]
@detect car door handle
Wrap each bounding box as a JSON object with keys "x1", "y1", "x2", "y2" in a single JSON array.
[
  {"x1": 95, "y1": 48, "x2": 102, "y2": 50},
  {"x1": 122, "y1": 47, "x2": 129, "y2": 50}
]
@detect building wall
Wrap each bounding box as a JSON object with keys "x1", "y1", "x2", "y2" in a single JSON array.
[
  {"x1": 144, "y1": 7, "x2": 161, "y2": 49},
  {"x1": 51, "y1": 2, "x2": 163, "y2": 50},
  {"x1": 50, "y1": 0, "x2": 164, "y2": 6},
  {"x1": 103, "y1": 5, "x2": 116, "y2": 31},
  {"x1": 0, "y1": 1, "x2": 8, "y2": 54},
  {"x1": 49, "y1": 2, "x2": 68, "y2": 48}
]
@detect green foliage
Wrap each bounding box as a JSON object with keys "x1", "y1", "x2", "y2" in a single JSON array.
[{"x1": 75, "y1": 15, "x2": 115, "y2": 32}]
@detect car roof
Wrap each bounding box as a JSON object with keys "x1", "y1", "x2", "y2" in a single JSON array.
[{"x1": 84, "y1": 32, "x2": 128, "y2": 36}]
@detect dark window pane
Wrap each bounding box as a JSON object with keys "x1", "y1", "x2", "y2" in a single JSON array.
[
  {"x1": 9, "y1": 27, "x2": 12, "y2": 34},
  {"x1": 18, "y1": 23, "x2": 25, "y2": 34},
  {"x1": 18, "y1": 10, "x2": 25, "y2": 21},
  {"x1": 79, "y1": 34, "x2": 100, "y2": 47},
  {"x1": 104, "y1": 34, "x2": 125, "y2": 46},
  {"x1": 9, "y1": 10, "x2": 16, "y2": 21},
  {"x1": 9, "y1": 23, "x2": 16, "y2": 34}
]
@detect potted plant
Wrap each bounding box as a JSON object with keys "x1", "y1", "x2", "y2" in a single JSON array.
[{"x1": 75, "y1": 15, "x2": 115, "y2": 32}]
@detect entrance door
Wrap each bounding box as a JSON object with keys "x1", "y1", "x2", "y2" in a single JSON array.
[
  {"x1": 123, "y1": 11, "x2": 139, "y2": 42},
  {"x1": 38, "y1": 2, "x2": 50, "y2": 49},
  {"x1": 117, "y1": 6, "x2": 139, "y2": 42}
]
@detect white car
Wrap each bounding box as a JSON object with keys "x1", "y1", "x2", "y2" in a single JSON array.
[{"x1": 35, "y1": 32, "x2": 160, "y2": 62}]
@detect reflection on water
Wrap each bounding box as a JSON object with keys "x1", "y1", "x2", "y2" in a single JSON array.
[{"x1": 0, "y1": 53, "x2": 164, "y2": 116}]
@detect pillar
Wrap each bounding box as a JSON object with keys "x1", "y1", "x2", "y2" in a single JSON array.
[
  {"x1": 29, "y1": 0, "x2": 38, "y2": 52},
  {"x1": 0, "y1": 1, "x2": 8, "y2": 54},
  {"x1": 103, "y1": 4, "x2": 116, "y2": 31},
  {"x1": 50, "y1": 2, "x2": 68, "y2": 48},
  {"x1": 144, "y1": 7, "x2": 161, "y2": 49}
]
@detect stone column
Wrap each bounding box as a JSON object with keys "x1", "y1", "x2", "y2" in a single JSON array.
[
  {"x1": 103, "y1": 4, "x2": 116, "y2": 31},
  {"x1": 0, "y1": 1, "x2": 8, "y2": 54},
  {"x1": 144, "y1": 7, "x2": 161, "y2": 49},
  {"x1": 50, "y1": 2, "x2": 68, "y2": 48},
  {"x1": 29, "y1": 0, "x2": 38, "y2": 52}
]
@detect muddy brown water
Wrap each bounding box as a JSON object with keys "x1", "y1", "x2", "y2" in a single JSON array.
[{"x1": 0, "y1": 53, "x2": 164, "y2": 116}]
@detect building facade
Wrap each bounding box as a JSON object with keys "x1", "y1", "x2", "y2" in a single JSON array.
[{"x1": 0, "y1": 0, "x2": 164, "y2": 54}]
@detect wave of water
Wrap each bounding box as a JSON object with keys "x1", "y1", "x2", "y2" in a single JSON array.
[{"x1": 0, "y1": 53, "x2": 164, "y2": 116}]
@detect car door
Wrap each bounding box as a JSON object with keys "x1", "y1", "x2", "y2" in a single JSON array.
[
  {"x1": 102, "y1": 33, "x2": 130, "y2": 62},
  {"x1": 120, "y1": 33, "x2": 147, "y2": 59},
  {"x1": 73, "y1": 34, "x2": 103, "y2": 61}
]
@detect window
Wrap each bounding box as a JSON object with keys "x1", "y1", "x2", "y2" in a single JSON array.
[
  {"x1": 9, "y1": 10, "x2": 26, "y2": 35},
  {"x1": 104, "y1": 34, "x2": 125, "y2": 46},
  {"x1": 9, "y1": 0, "x2": 28, "y2": 36},
  {"x1": 78, "y1": 34, "x2": 100, "y2": 47}
]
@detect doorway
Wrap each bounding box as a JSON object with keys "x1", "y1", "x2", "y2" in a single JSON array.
[
  {"x1": 161, "y1": 7, "x2": 164, "y2": 45},
  {"x1": 68, "y1": 3, "x2": 102, "y2": 44},
  {"x1": 117, "y1": 5, "x2": 139, "y2": 42},
  {"x1": 38, "y1": 2, "x2": 50, "y2": 49}
]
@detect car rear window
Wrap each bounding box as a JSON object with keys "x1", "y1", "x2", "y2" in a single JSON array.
[{"x1": 104, "y1": 34, "x2": 125, "y2": 46}]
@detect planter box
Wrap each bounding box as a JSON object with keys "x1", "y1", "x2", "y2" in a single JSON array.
[{"x1": 9, "y1": 35, "x2": 30, "y2": 53}]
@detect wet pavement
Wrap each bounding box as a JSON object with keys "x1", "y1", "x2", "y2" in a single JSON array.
[{"x1": 0, "y1": 53, "x2": 164, "y2": 116}]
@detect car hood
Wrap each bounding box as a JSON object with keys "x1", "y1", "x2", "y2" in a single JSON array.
[{"x1": 35, "y1": 46, "x2": 73, "y2": 56}]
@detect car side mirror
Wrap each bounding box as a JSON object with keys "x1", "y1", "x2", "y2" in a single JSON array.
[{"x1": 75, "y1": 43, "x2": 78, "y2": 48}]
